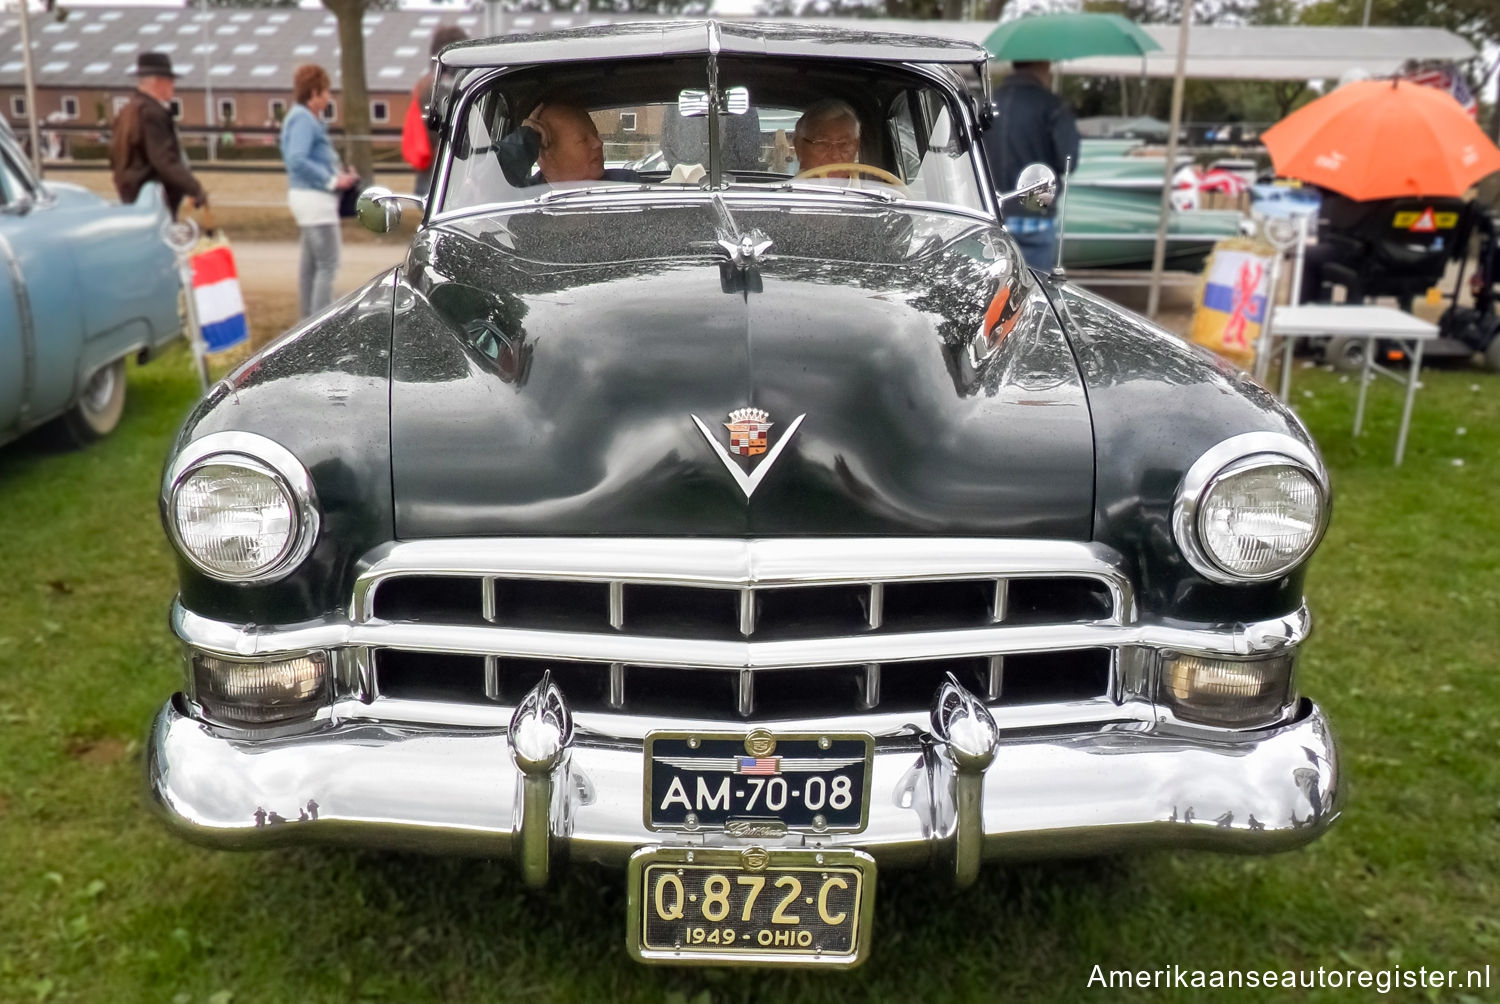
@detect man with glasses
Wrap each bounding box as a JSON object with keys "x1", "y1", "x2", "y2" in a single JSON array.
[{"x1": 792, "y1": 99, "x2": 861, "y2": 176}]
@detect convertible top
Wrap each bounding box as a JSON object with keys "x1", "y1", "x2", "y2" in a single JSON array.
[{"x1": 437, "y1": 19, "x2": 990, "y2": 70}]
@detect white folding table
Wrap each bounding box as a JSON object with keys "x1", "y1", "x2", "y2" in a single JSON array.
[{"x1": 1269, "y1": 304, "x2": 1441, "y2": 466}]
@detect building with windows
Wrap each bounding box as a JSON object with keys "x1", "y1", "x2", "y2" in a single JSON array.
[{"x1": 0, "y1": 5, "x2": 626, "y2": 141}]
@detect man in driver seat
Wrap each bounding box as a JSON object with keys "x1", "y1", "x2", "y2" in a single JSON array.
[{"x1": 792, "y1": 99, "x2": 861, "y2": 177}]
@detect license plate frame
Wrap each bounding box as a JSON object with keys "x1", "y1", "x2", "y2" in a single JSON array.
[
  {"x1": 643, "y1": 730, "x2": 874, "y2": 834},
  {"x1": 627, "y1": 846, "x2": 876, "y2": 968}
]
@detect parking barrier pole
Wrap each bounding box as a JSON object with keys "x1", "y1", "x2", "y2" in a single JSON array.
[
  {"x1": 15, "y1": 0, "x2": 43, "y2": 175},
  {"x1": 162, "y1": 216, "x2": 210, "y2": 393}
]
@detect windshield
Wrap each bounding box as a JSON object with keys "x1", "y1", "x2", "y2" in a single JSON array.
[{"x1": 438, "y1": 56, "x2": 988, "y2": 216}]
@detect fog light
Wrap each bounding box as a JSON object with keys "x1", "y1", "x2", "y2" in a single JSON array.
[
  {"x1": 192, "y1": 652, "x2": 329, "y2": 725},
  {"x1": 1159, "y1": 652, "x2": 1295, "y2": 728}
]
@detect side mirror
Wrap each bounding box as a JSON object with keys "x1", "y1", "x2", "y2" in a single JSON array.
[
  {"x1": 356, "y1": 186, "x2": 399, "y2": 234},
  {"x1": 999, "y1": 163, "x2": 1057, "y2": 213},
  {"x1": 356, "y1": 186, "x2": 425, "y2": 234}
]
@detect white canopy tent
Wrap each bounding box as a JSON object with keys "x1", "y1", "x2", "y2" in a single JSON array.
[
  {"x1": 828, "y1": 21, "x2": 1479, "y2": 83},
  {"x1": 1058, "y1": 25, "x2": 1478, "y2": 82}
]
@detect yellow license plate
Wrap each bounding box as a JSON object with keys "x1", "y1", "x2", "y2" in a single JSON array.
[
  {"x1": 1392, "y1": 210, "x2": 1459, "y2": 230},
  {"x1": 627, "y1": 846, "x2": 875, "y2": 968}
]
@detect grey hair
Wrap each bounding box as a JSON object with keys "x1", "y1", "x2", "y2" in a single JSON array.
[{"x1": 794, "y1": 98, "x2": 860, "y2": 140}]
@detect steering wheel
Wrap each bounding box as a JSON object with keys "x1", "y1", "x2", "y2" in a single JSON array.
[{"x1": 794, "y1": 162, "x2": 905, "y2": 187}]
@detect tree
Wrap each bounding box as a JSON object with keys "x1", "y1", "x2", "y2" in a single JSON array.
[
  {"x1": 322, "y1": 0, "x2": 380, "y2": 184},
  {"x1": 1300, "y1": 0, "x2": 1498, "y2": 50},
  {"x1": 207, "y1": 0, "x2": 384, "y2": 179}
]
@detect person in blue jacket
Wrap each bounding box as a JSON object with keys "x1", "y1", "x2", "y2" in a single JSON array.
[{"x1": 280, "y1": 64, "x2": 360, "y2": 319}]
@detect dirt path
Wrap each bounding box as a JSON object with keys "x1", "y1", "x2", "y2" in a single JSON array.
[
  {"x1": 233, "y1": 239, "x2": 408, "y2": 297},
  {"x1": 231, "y1": 237, "x2": 407, "y2": 349}
]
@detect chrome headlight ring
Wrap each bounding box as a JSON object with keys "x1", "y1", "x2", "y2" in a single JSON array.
[
  {"x1": 1172, "y1": 432, "x2": 1330, "y2": 585},
  {"x1": 161, "y1": 431, "x2": 321, "y2": 584}
]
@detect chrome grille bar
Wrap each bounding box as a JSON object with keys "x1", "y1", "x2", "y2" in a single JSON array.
[
  {"x1": 176, "y1": 601, "x2": 1312, "y2": 664},
  {"x1": 608, "y1": 581, "x2": 625, "y2": 630},
  {"x1": 361, "y1": 621, "x2": 1131, "y2": 669},
  {"x1": 481, "y1": 578, "x2": 497, "y2": 622},
  {"x1": 350, "y1": 538, "x2": 1137, "y2": 623},
  {"x1": 738, "y1": 587, "x2": 755, "y2": 637},
  {"x1": 988, "y1": 579, "x2": 1010, "y2": 700},
  {"x1": 859, "y1": 663, "x2": 881, "y2": 710},
  {"x1": 867, "y1": 583, "x2": 884, "y2": 629},
  {"x1": 608, "y1": 662, "x2": 625, "y2": 709}
]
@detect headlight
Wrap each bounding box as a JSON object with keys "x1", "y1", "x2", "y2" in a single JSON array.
[
  {"x1": 163, "y1": 432, "x2": 320, "y2": 583},
  {"x1": 1173, "y1": 434, "x2": 1329, "y2": 584}
]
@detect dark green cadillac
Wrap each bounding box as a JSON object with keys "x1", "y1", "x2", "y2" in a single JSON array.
[{"x1": 147, "y1": 21, "x2": 1340, "y2": 969}]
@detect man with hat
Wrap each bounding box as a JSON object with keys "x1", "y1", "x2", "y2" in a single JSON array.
[{"x1": 109, "y1": 52, "x2": 208, "y2": 218}]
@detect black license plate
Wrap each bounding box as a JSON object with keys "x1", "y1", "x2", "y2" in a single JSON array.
[
  {"x1": 645, "y1": 731, "x2": 872, "y2": 833},
  {"x1": 628, "y1": 846, "x2": 875, "y2": 968}
]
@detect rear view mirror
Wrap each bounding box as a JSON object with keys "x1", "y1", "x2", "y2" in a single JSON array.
[
  {"x1": 678, "y1": 90, "x2": 710, "y2": 118},
  {"x1": 677, "y1": 86, "x2": 751, "y2": 118}
]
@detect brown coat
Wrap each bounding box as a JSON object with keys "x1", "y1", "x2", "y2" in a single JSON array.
[{"x1": 109, "y1": 91, "x2": 206, "y2": 218}]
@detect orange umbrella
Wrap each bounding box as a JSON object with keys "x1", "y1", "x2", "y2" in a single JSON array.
[{"x1": 1261, "y1": 79, "x2": 1500, "y2": 201}]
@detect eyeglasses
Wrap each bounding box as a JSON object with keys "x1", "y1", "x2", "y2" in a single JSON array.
[{"x1": 800, "y1": 137, "x2": 860, "y2": 155}]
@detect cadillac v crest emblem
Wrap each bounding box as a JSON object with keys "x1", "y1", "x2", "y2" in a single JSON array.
[
  {"x1": 691, "y1": 407, "x2": 806, "y2": 499},
  {"x1": 725, "y1": 408, "x2": 771, "y2": 456}
]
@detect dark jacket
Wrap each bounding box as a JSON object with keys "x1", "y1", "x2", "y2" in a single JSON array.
[
  {"x1": 494, "y1": 124, "x2": 639, "y2": 188},
  {"x1": 110, "y1": 91, "x2": 206, "y2": 218},
  {"x1": 983, "y1": 73, "x2": 1080, "y2": 220}
]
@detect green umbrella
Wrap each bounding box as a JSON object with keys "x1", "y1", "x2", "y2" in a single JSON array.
[{"x1": 982, "y1": 13, "x2": 1160, "y2": 62}]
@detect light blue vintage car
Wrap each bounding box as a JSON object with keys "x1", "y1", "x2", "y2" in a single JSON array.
[{"x1": 0, "y1": 116, "x2": 183, "y2": 448}]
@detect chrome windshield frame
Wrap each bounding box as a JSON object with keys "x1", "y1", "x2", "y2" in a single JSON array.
[{"x1": 427, "y1": 58, "x2": 999, "y2": 226}]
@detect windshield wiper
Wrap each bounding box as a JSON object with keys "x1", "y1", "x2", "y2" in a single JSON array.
[
  {"x1": 534, "y1": 184, "x2": 655, "y2": 204},
  {"x1": 769, "y1": 181, "x2": 904, "y2": 203}
]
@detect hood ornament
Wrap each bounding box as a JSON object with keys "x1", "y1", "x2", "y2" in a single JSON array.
[
  {"x1": 712, "y1": 191, "x2": 773, "y2": 270},
  {"x1": 717, "y1": 231, "x2": 774, "y2": 269},
  {"x1": 691, "y1": 407, "x2": 806, "y2": 499}
]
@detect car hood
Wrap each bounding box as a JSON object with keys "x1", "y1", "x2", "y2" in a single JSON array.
[{"x1": 390, "y1": 199, "x2": 1094, "y2": 537}]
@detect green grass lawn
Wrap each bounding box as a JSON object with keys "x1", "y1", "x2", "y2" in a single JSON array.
[{"x1": 1, "y1": 348, "x2": 1497, "y2": 1003}]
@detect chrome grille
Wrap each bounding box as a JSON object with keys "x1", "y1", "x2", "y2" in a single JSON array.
[
  {"x1": 374, "y1": 649, "x2": 1114, "y2": 719},
  {"x1": 370, "y1": 575, "x2": 1114, "y2": 640},
  {"x1": 351, "y1": 538, "x2": 1135, "y2": 720}
]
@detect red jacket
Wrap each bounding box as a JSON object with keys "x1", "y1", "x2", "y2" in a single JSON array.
[{"x1": 401, "y1": 75, "x2": 435, "y2": 172}]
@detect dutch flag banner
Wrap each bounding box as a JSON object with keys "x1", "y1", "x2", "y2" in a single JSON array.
[{"x1": 190, "y1": 244, "x2": 249, "y2": 354}]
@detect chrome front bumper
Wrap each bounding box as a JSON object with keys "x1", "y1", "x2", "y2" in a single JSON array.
[{"x1": 145, "y1": 691, "x2": 1342, "y2": 884}]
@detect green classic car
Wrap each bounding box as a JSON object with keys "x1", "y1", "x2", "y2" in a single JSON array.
[{"x1": 1063, "y1": 139, "x2": 1246, "y2": 270}]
